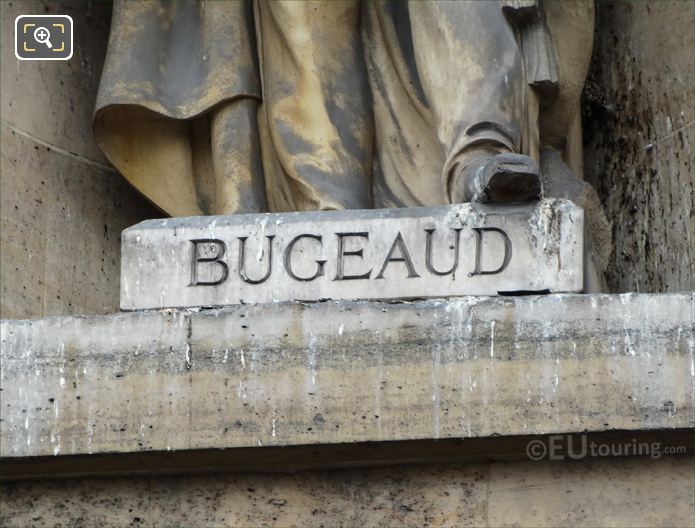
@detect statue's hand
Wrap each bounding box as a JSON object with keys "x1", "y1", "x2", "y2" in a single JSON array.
[{"x1": 452, "y1": 153, "x2": 541, "y2": 204}]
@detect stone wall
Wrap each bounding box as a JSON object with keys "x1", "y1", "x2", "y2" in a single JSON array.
[
  {"x1": 0, "y1": 0, "x2": 158, "y2": 320},
  {"x1": 1, "y1": 456, "x2": 693, "y2": 527},
  {"x1": 583, "y1": 0, "x2": 695, "y2": 293}
]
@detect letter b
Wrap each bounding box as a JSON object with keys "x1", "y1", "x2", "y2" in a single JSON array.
[{"x1": 190, "y1": 239, "x2": 229, "y2": 286}]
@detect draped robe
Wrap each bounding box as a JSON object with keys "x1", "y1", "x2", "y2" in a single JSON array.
[{"x1": 94, "y1": 0, "x2": 594, "y2": 217}]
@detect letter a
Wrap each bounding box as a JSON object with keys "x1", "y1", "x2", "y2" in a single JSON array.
[{"x1": 376, "y1": 232, "x2": 420, "y2": 279}]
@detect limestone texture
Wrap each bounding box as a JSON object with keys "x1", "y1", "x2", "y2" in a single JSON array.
[
  {"x1": 1, "y1": 293, "x2": 692, "y2": 478},
  {"x1": 0, "y1": 0, "x2": 159, "y2": 319},
  {"x1": 1, "y1": 456, "x2": 693, "y2": 527},
  {"x1": 583, "y1": 0, "x2": 695, "y2": 293}
]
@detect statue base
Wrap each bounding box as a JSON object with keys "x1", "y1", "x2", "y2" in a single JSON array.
[{"x1": 120, "y1": 199, "x2": 583, "y2": 310}]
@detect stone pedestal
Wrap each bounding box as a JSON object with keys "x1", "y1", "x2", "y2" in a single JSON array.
[{"x1": 121, "y1": 200, "x2": 583, "y2": 309}]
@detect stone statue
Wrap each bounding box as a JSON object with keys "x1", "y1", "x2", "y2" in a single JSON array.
[{"x1": 94, "y1": 0, "x2": 610, "y2": 289}]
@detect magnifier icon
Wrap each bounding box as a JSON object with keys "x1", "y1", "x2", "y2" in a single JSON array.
[{"x1": 33, "y1": 26, "x2": 53, "y2": 49}]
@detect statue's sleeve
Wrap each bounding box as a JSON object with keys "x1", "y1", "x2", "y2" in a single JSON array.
[{"x1": 94, "y1": 0, "x2": 261, "y2": 217}]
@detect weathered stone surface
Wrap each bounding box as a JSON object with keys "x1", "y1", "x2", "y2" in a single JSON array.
[
  {"x1": 1, "y1": 456, "x2": 693, "y2": 528},
  {"x1": 486, "y1": 455, "x2": 695, "y2": 528},
  {"x1": 121, "y1": 199, "x2": 583, "y2": 310},
  {"x1": 1, "y1": 293, "x2": 692, "y2": 477},
  {"x1": 0, "y1": 1, "x2": 159, "y2": 320},
  {"x1": 583, "y1": 0, "x2": 695, "y2": 293},
  {"x1": 0, "y1": 0, "x2": 110, "y2": 164},
  {"x1": 0, "y1": 124, "x2": 157, "y2": 319}
]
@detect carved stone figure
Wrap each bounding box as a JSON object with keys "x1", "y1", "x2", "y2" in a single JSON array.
[{"x1": 94, "y1": 0, "x2": 610, "y2": 289}]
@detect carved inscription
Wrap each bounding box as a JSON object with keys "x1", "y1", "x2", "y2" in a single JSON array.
[
  {"x1": 120, "y1": 200, "x2": 584, "y2": 309},
  {"x1": 189, "y1": 227, "x2": 511, "y2": 287}
]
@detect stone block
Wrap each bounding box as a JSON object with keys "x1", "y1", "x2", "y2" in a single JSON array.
[
  {"x1": 0, "y1": 122, "x2": 157, "y2": 319},
  {"x1": 121, "y1": 199, "x2": 583, "y2": 309},
  {"x1": 487, "y1": 454, "x2": 695, "y2": 527}
]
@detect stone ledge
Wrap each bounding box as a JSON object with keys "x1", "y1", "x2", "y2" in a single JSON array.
[
  {"x1": 2, "y1": 429, "x2": 693, "y2": 481},
  {"x1": 1, "y1": 293, "x2": 693, "y2": 479}
]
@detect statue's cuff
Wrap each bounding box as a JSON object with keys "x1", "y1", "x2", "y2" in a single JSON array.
[{"x1": 443, "y1": 132, "x2": 516, "y2": 203}]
